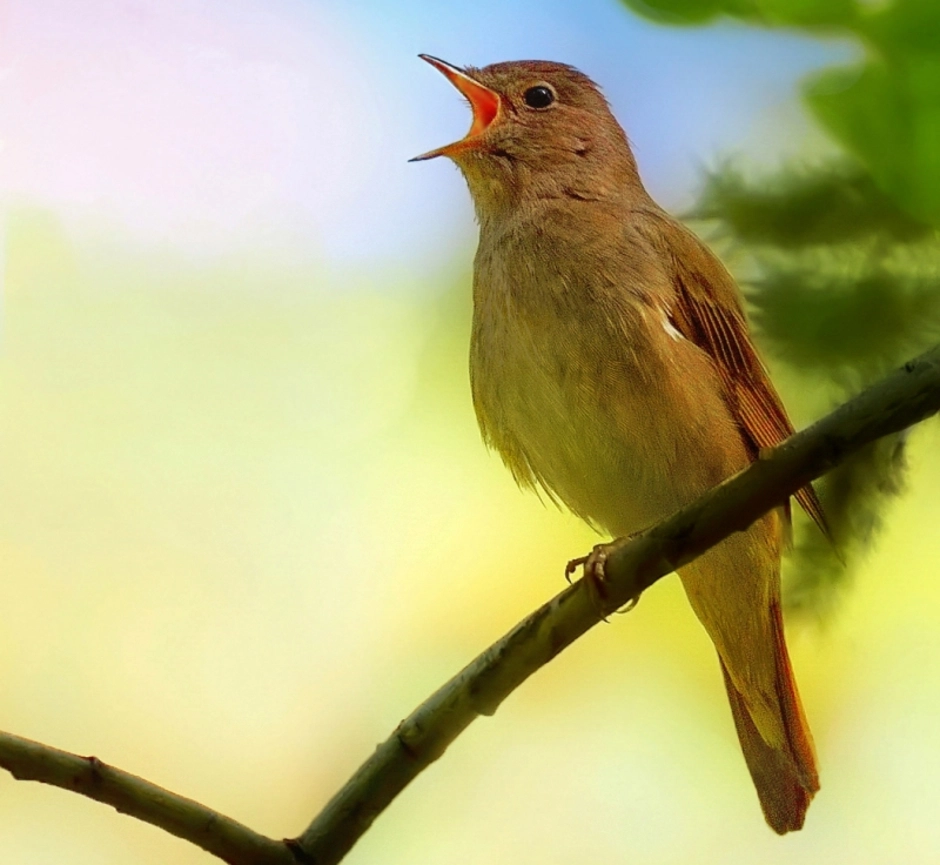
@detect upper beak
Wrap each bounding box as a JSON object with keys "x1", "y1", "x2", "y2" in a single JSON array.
[{"x1": 410, "y1": 55, "x2": 501, "y2": 162}]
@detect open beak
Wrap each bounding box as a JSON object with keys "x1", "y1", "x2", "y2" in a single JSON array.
[{"x1": 410, "y1": 55, "x2": 501, "y2": 162}]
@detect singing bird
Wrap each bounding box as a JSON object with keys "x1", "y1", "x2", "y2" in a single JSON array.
[{"x1": 413, "y1": 56, "x2": 826, "y2": 833}]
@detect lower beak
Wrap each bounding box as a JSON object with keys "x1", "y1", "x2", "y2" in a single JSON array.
[{"x1": 410, "y1": 55, "x2": 501, "y2": 162}]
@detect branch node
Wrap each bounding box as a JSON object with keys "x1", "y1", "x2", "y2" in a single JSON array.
[
  {"x1": 285, "y1": 837, "x2": 317, "y2": 864},
  {"x1": 85, "y1": 755, "x2": 106, "y2": 782},
  {"x1": 394, "y1": 723, "x2": 422, "y2": 759}
]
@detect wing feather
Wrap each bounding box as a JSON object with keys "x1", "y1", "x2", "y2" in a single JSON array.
[{"x1": 648, "y1": 213, "x2": 830, "y2": 541}]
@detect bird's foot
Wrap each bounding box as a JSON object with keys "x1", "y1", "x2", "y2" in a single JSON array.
[{"x1": 565, "y1": 536, "x2": 641, "y2": 614}]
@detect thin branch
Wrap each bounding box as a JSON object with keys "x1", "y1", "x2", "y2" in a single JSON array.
[
  {"x1": 0, "y1": 731, "x2": 297, "y2": 865},
  {"x1": 1, "y1": 345, "x2": 938, "y2": 865},
  {"x1": 293, "y1": 343, "x2": 940, "y2": 865}
]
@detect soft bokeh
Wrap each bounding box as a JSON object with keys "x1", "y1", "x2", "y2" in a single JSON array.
[{"x1": 2, "y1": 2, "x2": 938, "y2": 863}]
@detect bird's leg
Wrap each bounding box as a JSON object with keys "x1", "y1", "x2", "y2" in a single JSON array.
[{"x1": 565, "y1": 535, "x2": 641, "y2": 613}]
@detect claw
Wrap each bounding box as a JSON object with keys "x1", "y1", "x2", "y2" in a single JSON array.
[
  {"x1": 565, "y1": 536, "x2": 642, "y2": 615},
  {"x1": 564, "y1": 554, "x2": 588, "y2": 583}
]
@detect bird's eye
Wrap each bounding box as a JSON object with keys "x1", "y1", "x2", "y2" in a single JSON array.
[{"x1": 523, "y1": 85, "x2": 555, "y2": 109}]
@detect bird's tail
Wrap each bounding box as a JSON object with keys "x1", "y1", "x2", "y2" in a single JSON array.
[
  {"x1": 719, "y1": 598, "x2": 819, "y2": 834},
  {"x1": 678, "y1": 511, "x2": 819, "y2": 832}
]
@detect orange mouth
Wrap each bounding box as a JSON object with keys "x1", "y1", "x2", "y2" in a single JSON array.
[{"x1": 410, "y1": 55, "x2": 501, "y2": 161}]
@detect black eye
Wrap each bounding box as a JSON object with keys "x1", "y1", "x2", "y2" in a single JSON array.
[{"x1": 523, "y1": 85, "x2": 555, "y2": 109}]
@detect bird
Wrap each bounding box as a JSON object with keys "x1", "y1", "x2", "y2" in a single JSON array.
[{"x1": 412, "y1": 55, "x2": 827, "y2": 834}]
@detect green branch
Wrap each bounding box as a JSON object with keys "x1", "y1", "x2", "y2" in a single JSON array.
[{"x1": 0, "y1": 730, "x2": 297, "y2": 865}]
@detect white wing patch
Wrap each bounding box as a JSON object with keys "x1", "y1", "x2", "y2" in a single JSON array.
[{"x1": 661, "y1": 309, "x2": 683, "y2": 341}]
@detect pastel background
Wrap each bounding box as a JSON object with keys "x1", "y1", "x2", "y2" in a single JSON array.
[{"x1": 2, "y1": 1, "x2": 938, "y2": 863}]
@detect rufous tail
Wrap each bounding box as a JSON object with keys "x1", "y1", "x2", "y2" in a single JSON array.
[{"x1": 720, "y1": 599, "x2": 819, "y2": 834}]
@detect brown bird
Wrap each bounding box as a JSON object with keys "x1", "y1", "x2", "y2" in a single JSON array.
[{"x1": 413, "y1": 55, "x2": 826, "y2": 833}]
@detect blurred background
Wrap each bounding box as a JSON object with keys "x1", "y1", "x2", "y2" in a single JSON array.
[{"x1": 2, "y1": 0, "x2": 939, "y2": 862}]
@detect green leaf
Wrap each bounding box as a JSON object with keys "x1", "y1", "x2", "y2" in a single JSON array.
[
  {"x1": 749, "y1": 258, "x2": 940, "y2": 374},
  {"x1": 858, "y1": 0, "x2": 940, "y2": 58},
  {"x1": 619, "y1": 0, "x2": 738, "y2": 26},
  {"x1": 619, "y1": 0, "x2": 858, "y2": 28},
  {"x1": 693, "y1": 161, "x2": 932, "y2": 246},
  {"x1": 753, "y1": 0, "x2": 858, "y2": 28},
  {"x1": 806, "y1": 57, "x2": 940, "y2": 226}
]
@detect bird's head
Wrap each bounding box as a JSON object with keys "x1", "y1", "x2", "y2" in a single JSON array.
[{"x1": 412, "y1": 56, "x2": 641, "y2": 218}]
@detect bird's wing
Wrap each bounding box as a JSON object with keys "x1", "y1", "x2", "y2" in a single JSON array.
[{"x1": 646, "y1": 212, "x2": 830, "y2": 540}]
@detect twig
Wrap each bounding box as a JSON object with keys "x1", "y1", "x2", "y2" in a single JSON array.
[
  {"x1": 1, "y1": 345, "x2": 938, "y2": 865},
  {"x1": 0, "y1": 731, "x2": 297, "y2": 865}
]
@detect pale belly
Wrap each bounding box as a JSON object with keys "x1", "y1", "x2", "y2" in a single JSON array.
[{"x1": 469, "y1": 295, "x2": 751, "y2": 537}]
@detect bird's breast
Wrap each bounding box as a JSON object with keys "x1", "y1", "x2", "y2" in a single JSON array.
[
  {"x1": 470, "y1": 226, "x2": 656, "y2": 529},
  {"x1": 468, "y1": 216, "x2": 748, "y2": 535}
]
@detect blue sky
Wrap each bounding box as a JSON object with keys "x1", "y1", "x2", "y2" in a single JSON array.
[{"x1": 2, "y1": 0, "x2": 857, "y2": 267}]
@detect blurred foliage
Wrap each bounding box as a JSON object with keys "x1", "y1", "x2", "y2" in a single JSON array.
[
  {"x1": 786, "y1": 434, "x2": 908, "y2": 619},
  {"x1": 622, "y1": 0, "x2": 860, "y2": 28},
  {"x1": 622, "y1": 0, "x2": 940, "y2": 615},
  {"x1": 748, "y1": 241, "x2": 940, "y2": 377},
  {"x1": 694, "y1": 162, "x2": 932, "y2": 247}
]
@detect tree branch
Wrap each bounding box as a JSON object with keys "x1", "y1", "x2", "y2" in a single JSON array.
[
  {"x1": 1, "y1": 345, "x2": 938, "y2": 865},
  {"x1": 293, "y1": 343, "x2": 940, "y2": 864},
  {"x1": 0, "y1": 731, "x2": 297, "y2": 865}
]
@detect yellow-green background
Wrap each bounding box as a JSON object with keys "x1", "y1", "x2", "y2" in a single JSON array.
[{"x1": 2, "y1": 1, "x2": 939, "y2": 862}]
